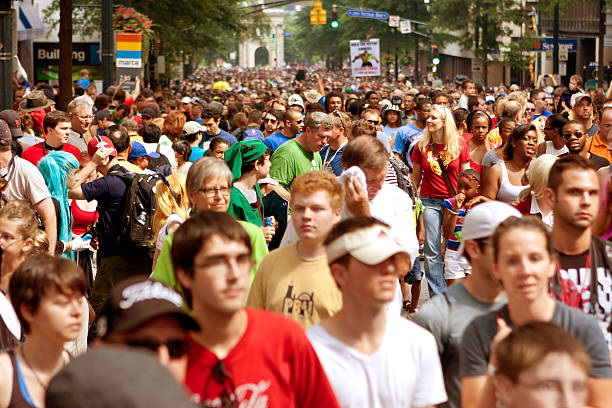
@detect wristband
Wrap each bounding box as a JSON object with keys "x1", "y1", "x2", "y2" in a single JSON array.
[{"x1": 487, "y1": 364, "x2": 497, "y2": 377}]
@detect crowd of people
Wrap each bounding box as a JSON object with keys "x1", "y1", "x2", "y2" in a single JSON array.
[{"x1": 0, "y1": 65, "x2": 611, "y2": 407}]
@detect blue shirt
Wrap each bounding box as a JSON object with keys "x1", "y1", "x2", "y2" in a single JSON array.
[
  {"x1": 189, "y1": 146, "x2": 206, "y2": 162},
  {"x1": 533, "y1": 110, "x2": 552, "y2": 120},
  {"x1": 77, "y1": 78, "x2": 90, "y2": 89},
  {"x1": 319, "y1": 144, "x2": 345, "y2": 176},
  {"x1": 392, "y1": 124, "x2": 424, "y2": 155},
  {"x1": 264, "y1": 131, "x2": 294, "y2": 152},
  {"x1": 199, "y1": 129, "x2": 237, "y2": 149}
]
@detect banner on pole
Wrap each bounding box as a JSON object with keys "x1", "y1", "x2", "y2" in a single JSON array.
[
  {"x1": 116, "y1": 33, "x2": 142, "y2": 68},
  {"x1": 350, "y1": 39, "x2": 381, "y2": 77}
]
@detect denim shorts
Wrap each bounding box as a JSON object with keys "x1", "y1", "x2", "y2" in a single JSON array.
[{"x1": 404, "y1": 257, "x2": 423, "y2": 284}]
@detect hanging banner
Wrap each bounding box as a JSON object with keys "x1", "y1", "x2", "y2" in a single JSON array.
[
  {"x1": 116, "y1": 32, "x2": 142, "y2": 68},
  {"x1": 350, "y1": 39, "x2": 381, "y2": 77}
]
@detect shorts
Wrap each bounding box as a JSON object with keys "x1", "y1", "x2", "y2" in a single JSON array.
[
  {"x1": 404, "y1": 257, "x2": 423, "y2": 284},
  {"x1": 444, "y1": 248, "x2": 471, "y2": 280}
]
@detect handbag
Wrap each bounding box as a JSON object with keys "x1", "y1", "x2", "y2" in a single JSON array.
[{"x1": 430, "y1": 142, "x2": 457, "y2": 197}]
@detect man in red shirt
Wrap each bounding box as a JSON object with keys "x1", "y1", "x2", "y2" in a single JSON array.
[
  {"x1": 172, "y1": 211, "x2": 340, "y2": 408},
  {"x1": 22, "y1": 110, "x2": 80, "y2": 166}
]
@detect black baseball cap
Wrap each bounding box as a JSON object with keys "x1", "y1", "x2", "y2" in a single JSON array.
[
  {"x1": 0, "y1": 110, "x2": 23, "y2": 137},
  {"x1": 95, "y1": 276, "x2": 199, "y2": 338}
]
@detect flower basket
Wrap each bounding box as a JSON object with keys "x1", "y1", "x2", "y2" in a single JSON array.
[{"x1": 113, "y1": 6, "x2": 154, "y2": 66}]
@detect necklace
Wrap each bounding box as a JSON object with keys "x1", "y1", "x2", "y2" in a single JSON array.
[{"x1": 20, "y1": 347, "x2": 47, "y2": 390}]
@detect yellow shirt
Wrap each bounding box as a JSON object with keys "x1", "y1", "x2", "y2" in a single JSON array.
[
  {"x1": 246, "y1": 243, "x2": 342, "y2": 330},
  {"x1": 117, "y1": 158, "x2": 144, "y2": 174}
]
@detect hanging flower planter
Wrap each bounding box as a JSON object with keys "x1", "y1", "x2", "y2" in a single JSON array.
[{"x1": 113, "y1": 6, "x2": 155, "y2": 66}]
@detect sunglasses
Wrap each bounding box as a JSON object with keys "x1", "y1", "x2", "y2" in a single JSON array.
[
  {"x1": 200, "y1": 360, "x2": 238, "y2": 408},
  {"x1": 126, "y1": 338, "x2": 190, "y2": 359},
  {"x1": 525, "y1": 108, "x2": 535, "y2": 112},
  {"x1": 563, "y1": 131, "x2": 584, "y2": 140},
  {"x1": 332, "y1": 110, "x2": 346, "y2": 129}
]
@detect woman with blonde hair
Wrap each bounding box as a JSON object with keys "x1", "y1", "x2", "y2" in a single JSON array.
[
  {"x1": 152, "y1": 173, "x2": 190, "y2": 269},
  {"x1": 411, "y1": 104, "x2": 470, "y2": 296},
  {"x1": 514, "y1": 154, "x2": 559, "y2": 227}
]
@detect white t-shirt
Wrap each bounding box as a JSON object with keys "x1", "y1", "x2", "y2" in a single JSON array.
[
  {"x1": 0, "y1": 156, "x2": 51, "y2": 207},
  {"x1": 308, "y1": 314, "x2": 447, "y2": 408}
]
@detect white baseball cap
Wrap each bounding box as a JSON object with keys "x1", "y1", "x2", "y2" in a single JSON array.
[
  {"x1": 288, "y1": 94, "x2": 305, "y2": 110},
  {"x1": 456, "y1": 201, "x2": 522, "y2": 257},
  {"x1": 326, "y1": 224, "x2": 409, "y2": 265},
  {"x1": 181, "y1": 96, "x2": 192, "y2": 104}
]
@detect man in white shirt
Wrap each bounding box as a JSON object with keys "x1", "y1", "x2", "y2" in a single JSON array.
[{"x1": 308, "y1": 216, "x2": 447, "y2": 408}]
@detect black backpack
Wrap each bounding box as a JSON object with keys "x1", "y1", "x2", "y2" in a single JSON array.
[
  {"x1": 109, "y1": 167, "x2": 172, "y2": 256},
  {"x1": 147, "y1": 144, "x2": 171, "y2": 173}
]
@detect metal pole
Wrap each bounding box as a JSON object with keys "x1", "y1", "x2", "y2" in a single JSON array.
[
  {"x1": 553, "y1": 4, "x2": 559, "y2": 75},
  {"x1": 0, "y1": 0, "x2": 12, "y2": 110},
  {"x1": 598, "y1": 0, "x2": 605, "y2": 88},
  {"x1": 102, "y1": 0, "x2": 114, "y2": 90}
]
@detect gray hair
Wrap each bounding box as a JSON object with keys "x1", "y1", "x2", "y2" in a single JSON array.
[
  {"x1": 186, "y1": 157, "x2": 232, "y2": 194},
  {"x1": 121, "y1": 119, "x2": 138, "y2": 132},
  {"x1": 66, "y1": 97, "x2": 93, "y2": 114},
  {"x1": 306, "y1": 111, "x2": 333, "y2": 131}
]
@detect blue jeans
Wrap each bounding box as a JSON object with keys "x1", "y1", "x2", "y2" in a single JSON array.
[{"x1": 421, "y1": 197, "x2": 447, "y2": 296}]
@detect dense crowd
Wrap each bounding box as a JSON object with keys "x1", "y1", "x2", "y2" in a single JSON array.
[{"x1": 0, "y1": 65, "x2": 611, "y2": 407}]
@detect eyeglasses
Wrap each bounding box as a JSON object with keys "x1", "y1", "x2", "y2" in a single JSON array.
[
  {"x1": 199, "y1": 185, "x2": 230, "y2": 197},
  {"x1": 525, "y1": 108, "x2": 535, "y2": 112},
  {"x1": 563, "y1": 131, "x2": 584, "y2": 140},
  {"x1": 366, "y1": 119, "x2": 379, "y2": 125},
  {"x1": 74, "y1": 114, "x2": 94, "y2": 121},
  {"x1": 0, "y1": 232, "x2": 23, "y2": 246},
  {"x1": 125, "y1": 338, "x2": 191, "y2": 359},
  {"x1": 264, "y1": 117, "x2": 277, "y2": 124}
]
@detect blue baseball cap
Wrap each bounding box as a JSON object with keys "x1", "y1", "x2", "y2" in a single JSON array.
[{"x1": 128, "y1": 141, "x2": 160, "y2": 159}]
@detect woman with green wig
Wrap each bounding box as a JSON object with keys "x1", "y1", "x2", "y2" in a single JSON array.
[{"x1": 225, "y1": 139, "x2": 277, "y2": 242}]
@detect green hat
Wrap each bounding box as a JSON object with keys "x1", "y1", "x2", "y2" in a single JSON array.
[{"x1": 224, "y1": 140, "x2": 268, "y2": 181}]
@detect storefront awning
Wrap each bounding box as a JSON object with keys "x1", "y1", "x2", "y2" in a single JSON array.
[{"x1": 14, "y1": 2, "x2": 45, "y2": 41}]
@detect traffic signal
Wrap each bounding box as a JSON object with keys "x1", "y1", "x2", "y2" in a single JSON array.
[
  {"x1": 432, "y1": 44, "x2": 440, "y2": 65},
  {"x1": 272, "y1": 33, "x2": 276, "y2": 42},
  {"x1": 331, "y1": 7, "x2": 339, "y2": 29}
]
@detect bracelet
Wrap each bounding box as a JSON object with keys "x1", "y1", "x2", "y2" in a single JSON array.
[{"x1": 487, "y1": 364, "x2": 497, "y2": 377}]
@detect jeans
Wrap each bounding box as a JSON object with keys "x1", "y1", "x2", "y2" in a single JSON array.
[{"x1": 421, "y1": 197, "x2": 447, "y2": 296}]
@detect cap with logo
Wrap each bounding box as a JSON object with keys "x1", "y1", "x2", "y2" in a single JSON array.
[
  {"x1": 0, "y1": 110, "x2": 23, "y2": 137},
  {"x1": 128, "y1": 141, "x2": 161, "y2": 160},
  {"x1": 87, "y1": 135, "x2": 117, "y2": 158},
  {"x1": 326, "y1": 224, "x2": 410, "y2": 266},
  {"x1": 0, "y1": 120, "x2": 12, "y2": 146},
  {"x1": 288, "y1": 94, "x2": 305, "y2": 110},
  {"x1": 95, "y1": 277, "x2": 199, "y2": 338},
  {"x1": 456, "y1": 201, "x2": 522, "y2": 257}
]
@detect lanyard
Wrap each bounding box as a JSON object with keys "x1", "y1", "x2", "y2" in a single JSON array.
[{"x1": 323, "y1": 141, "x2": 347, "y2": 170}]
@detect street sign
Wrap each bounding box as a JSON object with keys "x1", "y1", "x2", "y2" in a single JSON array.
[
  {"x1": 389, "y1": 15, "x2": 399, "y2": 27},
  {"x1": 346, "y1": 9, "x2": 389, "y2": 20},
  {"x1": 400, "y1": 20, "x2": 411, "y2": 34},
  {"x1": 116, "y1": 32, "x2": 142, "y2": 68}
]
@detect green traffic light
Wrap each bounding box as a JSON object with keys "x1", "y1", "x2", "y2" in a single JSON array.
[
  {"x1": 432, "y1": 57, "x2": 440, "y2": 65},
  {"x1": 331, "y1": 20, "x2": 339, "y2": 29}
]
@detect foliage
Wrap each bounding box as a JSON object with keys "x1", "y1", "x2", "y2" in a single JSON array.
[
  {"x1": 113, "y1": 6, "x2": 154, "y2": 66},
  {"x1": 284, "y1": 0, "x2": 430, "y2": 64},
  {"x1": 42, "y1": 0, "x2": 270, "y2": 65}
]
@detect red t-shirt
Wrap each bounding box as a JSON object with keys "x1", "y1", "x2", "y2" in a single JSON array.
[
  {"x1": 411, "y1": 137, "x2": 471, "y2": 198},
  {"x1": 184, "y1": 308, "x2": 340, "y2": 408},
  {"x1": 22, "y1": 142, "x2": 81, "y2": 166}
]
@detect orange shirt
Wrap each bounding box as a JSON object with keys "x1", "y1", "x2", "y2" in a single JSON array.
[{"x1": 586, "y1": 131, "x2": 612, "y2": 163}]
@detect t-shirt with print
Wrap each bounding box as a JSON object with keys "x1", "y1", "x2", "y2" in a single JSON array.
[
  {"x1": 553, "y1": 247, "x2": 612, "y2": 348},
  {"x1": 392, "y1": 124, "x2": 423, "y2": 165},
  {"x1": 246, "y1": 243, "x2": 342, "y2": 330},
  {"x1": 442, "y1": 197, "x2": 467, "y2": 251},
  {"x1": 269, "y1": 139, "x2": 322, "y2": 191},
  {"x1": 308, "y1": 314, "x2": 447, "y2": 408},
  {"x1": 460, "y1": 301, "x2": 612, "y2": 379},
  {"x1": 185, "y1": 308, "x2": 340, "y2": 408},
  {"x1": 411, "y1": 138, "x2": 471, "y2": 198}
]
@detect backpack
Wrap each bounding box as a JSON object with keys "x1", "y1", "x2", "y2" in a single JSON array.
[
  {"x1": 109, "y1": 167, "x2": 166, "y2": 256},
  {"x1": 389, "y1": 158, "x2": 418, "y2": 211},
  {"x1": 147, "y1": 144, "x2": 171, "y2": 173}
]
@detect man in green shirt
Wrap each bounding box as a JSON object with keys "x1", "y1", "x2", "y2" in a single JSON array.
[{"x1": 270, "y1": 111, "x2": 333, "y2": 190}]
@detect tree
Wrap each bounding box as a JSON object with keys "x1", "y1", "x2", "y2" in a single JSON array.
[{"x1": 431, "y1": 0, "x2": 535, "y2": 85}]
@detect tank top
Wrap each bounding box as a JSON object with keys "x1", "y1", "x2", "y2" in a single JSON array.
[
  {"x1": 8, "y1": 350, "x2": 36, "y2": 408},
  {"x1": 70, "y1": 200, "x2": 97, "y2": 236},
  {"x1": 496, "y1": 161, "x2": 528, "y2": 203},
  {"x1": 545, "y1": 140, "x2": 569, "y2": 156}
]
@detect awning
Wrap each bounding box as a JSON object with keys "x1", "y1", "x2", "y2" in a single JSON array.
[{"x1": 14, "y1": 2, "x2": 45, "y2": 41}]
